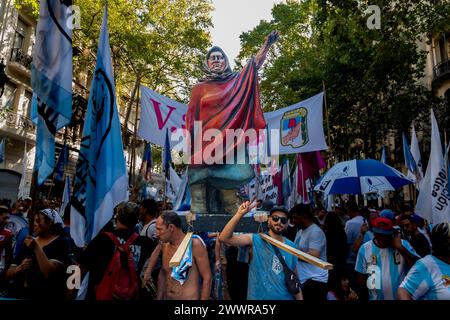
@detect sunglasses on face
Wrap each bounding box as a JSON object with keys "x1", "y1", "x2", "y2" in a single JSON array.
[{"x1": 270, "y1": 215, "x2": 288, "y2": 224}]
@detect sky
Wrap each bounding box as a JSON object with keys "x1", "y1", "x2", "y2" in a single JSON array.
[{"x1": 210, "y1": 0, "x2": 282, "y2": 68}]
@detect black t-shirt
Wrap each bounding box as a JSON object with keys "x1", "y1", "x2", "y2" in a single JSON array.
[
  {"x1": 409, "y1": 232, "x2": 431, "y2": 258},
  {"x1": 9, "y1": 236, "x2": 70, "y2": 300},
  {"x1": 79, "y1": 229, "x2": 155, "y2": 300}
]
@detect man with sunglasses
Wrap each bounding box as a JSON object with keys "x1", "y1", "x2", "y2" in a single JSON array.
[{"x1": 220, "y1": 202, "x2": 302, "y2": 300}]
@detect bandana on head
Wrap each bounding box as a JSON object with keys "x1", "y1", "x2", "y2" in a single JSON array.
[{"x1": 40, "y1": 208, "x2": 64, "y2": 225}]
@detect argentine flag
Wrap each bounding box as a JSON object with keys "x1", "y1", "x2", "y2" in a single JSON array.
[
  {"x1": 31, "y1": 0, "x2": 72, "y2": 185},
  {"x1": 71, "y1": 5, "x2": 128, "y2": 247},
  {"x1": 402, "y1": 132, "x2": 419, "y2": 183}
]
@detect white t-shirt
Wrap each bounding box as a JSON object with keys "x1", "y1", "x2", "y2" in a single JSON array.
[
  {"x1": 345, "y1": 215, "x2": 365, "y2": 264},
  {"x1": 140, "y1": 219, "x2": 157, "y2": 239},
  {"x1": 294, "y1": 223, "x2": 328, "y2": 284}
]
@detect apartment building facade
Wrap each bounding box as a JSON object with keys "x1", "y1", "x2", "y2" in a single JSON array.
[{"x1": 0, "y1": 1, "x2": 147, "y2": 202}]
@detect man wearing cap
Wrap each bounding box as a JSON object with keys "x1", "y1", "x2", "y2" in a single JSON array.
[
  {"x1": 290, "y1": 203, "x2": 328, "y2": 300},
  {"x1": 355, "y1": 215, "x2": 419, "y2": 300},
  {"x1": 220, "y1": 203, "x2": 303, "y2": 300}
]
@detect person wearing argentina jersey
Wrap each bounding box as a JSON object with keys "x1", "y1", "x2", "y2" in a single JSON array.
[
  {"x1": 355, "y1": 216, "x2": 419, "y2": 300},
  {"x1": 398, "y1": 223, "x2": 450, "y2": 300}
]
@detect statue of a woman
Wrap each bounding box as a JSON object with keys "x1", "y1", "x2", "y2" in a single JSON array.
[{"x1": 186, "y1": 31, "x2": 279, "y2": 214}]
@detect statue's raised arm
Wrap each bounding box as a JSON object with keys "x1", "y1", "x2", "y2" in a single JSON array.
[{"x1": 255, "y1": 30, "x2": 280, "y2": 69}]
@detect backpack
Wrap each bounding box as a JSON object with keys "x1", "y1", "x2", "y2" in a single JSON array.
[{"x1": 95, "y1": 232, "x2": 140, "y2": 300}]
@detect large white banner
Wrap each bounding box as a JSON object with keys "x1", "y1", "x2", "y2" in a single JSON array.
[
  {"x1": 138, "y1": 87, "x2": 327, "y2": 154},
  {"x1": 416, "y1": 110, "x2": 450, "y2": 224},
  {"x1": 264, "y1": 92, "x2": 327, "y2": 154},
  {"x1": 138, "y1": 86, "x2": 187, "y2": 147}
]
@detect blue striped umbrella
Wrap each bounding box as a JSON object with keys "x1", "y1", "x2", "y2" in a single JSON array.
[{"x1": 314, "y1": 159, "x2": 414, "y2": 195}]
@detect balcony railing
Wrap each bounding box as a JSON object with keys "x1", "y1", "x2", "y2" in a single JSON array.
[
  {"x1": 0, "y1": 109, "x2": 35, "y2": 134},
  {"x1": 433, "y1": 58, "x2": 450, "y2": 81},
  {"x1": 10, "y1": 48, "x2": 32, "y2": 69}
]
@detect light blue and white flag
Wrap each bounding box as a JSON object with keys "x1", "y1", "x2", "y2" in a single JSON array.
[
  {"x1": 402, "y1": 132, "x2": 419, "y2": 183},
  {"x1": 166, "y1": 166, "x2": 182, "y2": 202},
  {"x1": 171, "y1": 235, "x2": 205, "y2": 285},
  {"x1": 31, "y1": 0, "x2": 72, "y2": 185},
  {"x1": 60, "y1": 175, "x2": 70, "y2": 218},
  {"x1": 54, "y1": 144, "x2": 69, "y2": 182},
  {"x1": 380, "y1": 146, "x2": 387, "y2": 164},
  {"x1": 17, "y1": 142, "x2": 29, "y2": 199},
  {"x1": 410, "y1": 124, "x2": 424, "y2": 189},
  {"x1": 71, "y1": 5, "x2": 128, "y2": 248},
  {"x1": 174, "y1": 170, "x2": 191, "y2": 211}
]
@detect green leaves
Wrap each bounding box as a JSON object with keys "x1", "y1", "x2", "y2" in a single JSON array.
[
  {"x1": 238, "y1": 0, "x2": 448, "y2": 161},
  {"x1": 18, "y1": 0, "x2": 213, "y2": 107}
]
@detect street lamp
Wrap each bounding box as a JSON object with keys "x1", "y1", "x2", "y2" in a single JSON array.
[{"x1": 0, "y1": 58, "x2": 9, "y2": 98}]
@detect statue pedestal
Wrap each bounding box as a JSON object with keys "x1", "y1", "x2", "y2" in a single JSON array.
[{"x1": 174, "y1": 211, "x2": 267, "y2": 233}]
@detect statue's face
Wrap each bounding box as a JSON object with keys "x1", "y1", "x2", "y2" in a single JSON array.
[{"x1": 207, "y1": 51, "x2": 226, "y2": 73}]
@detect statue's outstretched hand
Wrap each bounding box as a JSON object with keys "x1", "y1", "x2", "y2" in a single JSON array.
[
  {"x1": 265, "y1": 30, "x2": 280, "y2": 47},
  {"x1": 256, "y1": 30, "x2": 280, "y2": 68}
]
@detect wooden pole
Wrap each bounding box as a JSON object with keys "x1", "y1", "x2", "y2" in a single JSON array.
[
  {"x1": 132, "y1": 86, "x2": 140, "y2": 187},
  {"x1": 322, "y1": 80, "x2": 332, "y2": 169},
  {"x1": 169, "y1": 232, "x2": 194, "y2": 267},
  {"x1": 259, "y1": 233, "x2": 333, "y2": 270},
  {"x1": 28, "y1": 170, "x2": 38, "y2": 235},
  {"x1": 126, "y1": 82, "x2": 139, "y2": 188}
]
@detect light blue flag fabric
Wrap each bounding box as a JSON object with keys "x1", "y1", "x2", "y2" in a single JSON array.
[
  {"x1": 380, "y1": 146, "x2": 387, "y2": 164},
  {"x1": 0, "y1": 138, "x2": 5, "y2": 164},
  {"x1": 31, "y1": 0, "x2": 72, "y2": 185},
  {"x1": 174, "y1": 170, "x2": 191, "y2": 211},
  {"x1": 70, "y1": 5, "x2": 128, "y2": 248},
  {"x1": 402, "y1": 132, "x2": 418, "y2": 175},
  {"x1": 171, "y1": 235, "x2": 204, "y2": 285},
  {"x1": 54, "y1": 144, "x2": 68, "y2": 182},
  {"x1": 60, "y1": 176, "x2": 71, "y2": 218}
]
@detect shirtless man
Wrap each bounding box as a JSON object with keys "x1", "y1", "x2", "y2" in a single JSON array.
[{"x1": 144, "y1": 211, "x2": 211, "y2": 300}]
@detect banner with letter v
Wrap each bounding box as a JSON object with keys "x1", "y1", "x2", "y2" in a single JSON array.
[{"x1": 137, "y1": 86, "x2": 187, "y2": 147}]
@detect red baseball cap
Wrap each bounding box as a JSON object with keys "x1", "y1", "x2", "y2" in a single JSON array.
[{"x1": 372, "y1": 217, "x2": 394, "y2": 235}]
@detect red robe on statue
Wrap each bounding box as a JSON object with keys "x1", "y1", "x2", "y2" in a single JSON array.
[{"x1": 186, "y1": 57, "x2": 266, "y2": 167}]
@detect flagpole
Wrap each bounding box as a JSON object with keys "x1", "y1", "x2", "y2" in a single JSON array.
[
  {"x1": 322, "y1": 80, "x2": 332, "y2": 169},
  {"x1": 28, "y1": 170, "x2": 38, "y2": 235},
  {"x1": 132, "y1": 86, "x2": 140, "y2": 188}
]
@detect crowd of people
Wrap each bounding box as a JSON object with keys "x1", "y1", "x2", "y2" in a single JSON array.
[{"x1": 0, "y1": 196, "x2": 449, "y2": 301}]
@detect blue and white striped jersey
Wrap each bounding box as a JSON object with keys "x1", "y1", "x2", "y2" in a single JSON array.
[
  {"x1": 400, "y1": 255, "x2": 450, "y2": 300},
  {"x1": 355, "y1": 239, "x2": 418, "y2": 300}
]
